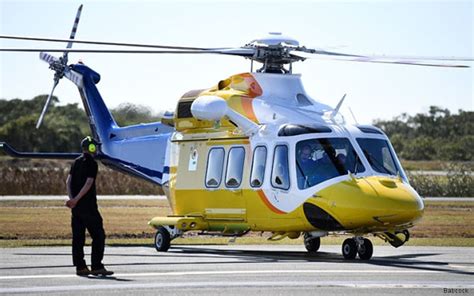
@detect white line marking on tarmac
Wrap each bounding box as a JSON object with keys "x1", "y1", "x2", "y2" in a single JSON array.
[
  {"x1": 0, "y1": 269, "x2": 440, "y2": 280},
  {"x1": 1, "y1": 281, "x2": 474, "y2": 294}
]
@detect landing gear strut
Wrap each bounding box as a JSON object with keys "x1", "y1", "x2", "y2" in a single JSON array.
[{"x1": 342, "y1": 237, "x2": 373, "y2": 260}]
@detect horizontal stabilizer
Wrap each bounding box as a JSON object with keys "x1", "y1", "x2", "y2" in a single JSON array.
[{"x1": 0, "y1": 142, "x2": 80, "y2": 159}]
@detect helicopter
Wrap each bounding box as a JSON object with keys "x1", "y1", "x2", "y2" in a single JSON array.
[{"x1": 1, "y1": 5, "x2": 472, "y2": 260}]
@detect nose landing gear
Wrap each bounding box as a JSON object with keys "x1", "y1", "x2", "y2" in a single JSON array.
[{"x1": 342, "y1": 237, "x2": 373, "y2": 260}]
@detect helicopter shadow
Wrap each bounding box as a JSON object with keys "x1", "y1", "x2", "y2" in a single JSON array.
[
  {"x1": 168, "y1": 245, "x2": 474, "y2": 276},
  {"x1": 8, "y1": 245, "x2": 474, "y2": 277}
]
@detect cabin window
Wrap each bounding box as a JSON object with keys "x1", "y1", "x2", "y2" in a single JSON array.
[
  {"x1": 296, "y1": 138, "x2": 365, "y2": 189},
  {"x1": 271, "y1": 145, "x2": 290, "y2": 190},
  {"x1": 250, "y1": 146, "x2": 267, "y2": 188},
  {"x1": 205, "y1": 148, "x2": 225, "y2": 188},
  {"x1": 225, "y1": 147, "x2": 245, "y2": 188}
]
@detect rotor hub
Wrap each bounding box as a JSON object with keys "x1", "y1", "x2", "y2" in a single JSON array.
[{"x1": 245, "y1": 33, "x2": 306, "y2": 73}]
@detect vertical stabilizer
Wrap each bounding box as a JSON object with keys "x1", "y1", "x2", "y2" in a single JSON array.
[
  {"x1": 66, "y1": 62, "x2": 174, "y2": 186},
  {"x1": 72, "y1": 63, "x2": 118, "y2": 144}
]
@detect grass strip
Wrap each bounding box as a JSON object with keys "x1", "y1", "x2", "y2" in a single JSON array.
[{"x1": 0, "y1": 200, "x2": 472, "y2": 248}]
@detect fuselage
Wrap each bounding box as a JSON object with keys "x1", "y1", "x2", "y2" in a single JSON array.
[
  {"x1": 165, "y1": 72, "x2": 424, "y2": 235},
  {"x1": 69, "y1": 63, "x2": 424, "y2": 237}
]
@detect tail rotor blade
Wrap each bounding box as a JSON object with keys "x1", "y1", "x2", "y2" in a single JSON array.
[
  {"x1": 67, "y1": 4, "x2": 83, "y2": 48},
  {"x1": 36, "y1": 79, "x2": 59, "y2": 129},
  {"x1": 39, "y1": 52, "x2": 59, "y2": 65},
  {"x1": 63, "y1": 4, "x2": 83, "y2": 62}
]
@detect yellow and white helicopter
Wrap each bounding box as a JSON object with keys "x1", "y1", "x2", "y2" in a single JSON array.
[{"x1": 1, "y1": 5, "x2": 472, "y2": 260}]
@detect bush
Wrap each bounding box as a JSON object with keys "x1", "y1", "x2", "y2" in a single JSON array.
[
  {"x1": 401, "y1": 137, "x2": 436, "y2": 160},
  {"x1": 407, "y1": 164, "x2": 473, "y2": 197},
  {"x1": 375, "y1": 106, "x2": 474, "y2": 161},
  {"x1": 0, "y1": 163, "x2": 163, "y2": 196}
]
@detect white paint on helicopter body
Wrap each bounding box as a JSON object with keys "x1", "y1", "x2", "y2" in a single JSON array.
[
  {"x1": 250, "y1": 73, "x2": 334, "y2": 126},
  {"x1": 234, "y1": 74, "x2": 410, "y2": 214}
]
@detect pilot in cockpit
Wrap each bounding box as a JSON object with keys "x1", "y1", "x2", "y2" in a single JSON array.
[
  {"x1": 298, "y1": 145, "x2": 316, "y2": 171},
  {"x1": 297, "y1": 145, "x2": 317, "y2": 188}
]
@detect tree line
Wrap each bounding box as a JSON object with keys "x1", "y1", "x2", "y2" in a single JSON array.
[
  {"x1": 374, "y1": 106, "x2": 473, "y2": 161},
  {"x1": 0, "y1": 96, "x2": 472, "y2": 161},
  {"x1": 0, "y1": 95, "x2": 161, "y2": 152}
]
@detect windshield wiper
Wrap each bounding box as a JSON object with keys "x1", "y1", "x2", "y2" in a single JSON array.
[{"x1": 353, "y1": 151, "x2": 360, "y2": 174}]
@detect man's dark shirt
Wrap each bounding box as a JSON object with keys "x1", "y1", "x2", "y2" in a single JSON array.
[{"x1": 69, "y1": 153, "x2": 98, "y2": 213}]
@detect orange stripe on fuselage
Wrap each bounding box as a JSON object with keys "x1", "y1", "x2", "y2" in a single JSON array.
[
  {"x1": 256, "y1": 189, "x2": 286, "y2": 215},
  {"x1": 241, "y1": 97, "x2": 257, "y2": 122}
]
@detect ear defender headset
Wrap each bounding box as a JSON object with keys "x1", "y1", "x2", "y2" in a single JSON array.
[{"x1": 81, "y1": 136, "x2": 97, "y2": 153}]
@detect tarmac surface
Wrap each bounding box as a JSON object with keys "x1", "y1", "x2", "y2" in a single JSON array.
[{"x1": 0, "y1": 245, "x2": 473, "y2": 295}]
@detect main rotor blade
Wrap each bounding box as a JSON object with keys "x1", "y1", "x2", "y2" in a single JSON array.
[
  {"x1": 343, "y1": 58, "x2": 470, "y2": 68},
  {"x1": 0, "y1": 48, "x2": 255, "y2": 56},
  {"x1": 290, "y1": 51, "x2": 471, "y2": 68},
  {"x1": 36, "y1": 79, "x2": 59, "y2": 129},
  {"x1": 292, "y1": 49, "x2": 474, "y2": 62},
  {"x1": 0, "y1": 35, "x2": 229, "y2": 51}
]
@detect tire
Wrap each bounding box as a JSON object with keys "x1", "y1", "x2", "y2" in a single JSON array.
[
  {"x1": 342, "y1": 238, "x2": 357, "y2": 259},
  {"x1": 154, "y1": 226, "x2": 171, "y2": 252},
  {"x1": 304, "y1": 236, "x2": 321, "y2": 253},
  {"x1": 357, "y1": 238, "x2": 373, "y2": 260}
]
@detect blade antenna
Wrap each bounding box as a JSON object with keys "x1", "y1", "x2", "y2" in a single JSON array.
[
  {"x1": 330, "y1": 93, "x2": 346, "y2": 119},
  {"x1": 348, "y1": 106, "x2": 359, "y2": 125}
]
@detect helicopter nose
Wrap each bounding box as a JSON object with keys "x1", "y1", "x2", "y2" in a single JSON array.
[{"x1": 364, "y1": 177, "x2": 424, "y2": 225}]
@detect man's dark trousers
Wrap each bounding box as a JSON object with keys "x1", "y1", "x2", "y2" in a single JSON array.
[{"x1": 72, "y1": 209, "x2": 105, "y2": 270}]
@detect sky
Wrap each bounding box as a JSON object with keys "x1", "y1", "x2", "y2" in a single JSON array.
[{"x1": 0, "y1": 0, "x2": 472, "y2": 124}]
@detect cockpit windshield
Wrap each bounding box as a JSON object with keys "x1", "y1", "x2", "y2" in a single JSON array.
[
  {"x1": 356, "y1": 138, "x2": 400, "y2": 176},
  {"x1": 296, "y1": 138, "x2": 365, "y2": 189}
]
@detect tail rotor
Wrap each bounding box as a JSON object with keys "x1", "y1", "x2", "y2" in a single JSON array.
[{"x1": 35, "y1": 4, "x2": 83, "y2": 129}]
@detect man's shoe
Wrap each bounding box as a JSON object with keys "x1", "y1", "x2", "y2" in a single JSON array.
[
  {"x1": 91, "y1": 267, "x2": 114, "y2": 276},
  {"x1": 76, "y1": 267, "x2": 91, "y2": 276}
]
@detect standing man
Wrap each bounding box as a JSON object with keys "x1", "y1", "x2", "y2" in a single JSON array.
[{"x1": 66, "y1": 136, "x2": 113, "y2": 276}]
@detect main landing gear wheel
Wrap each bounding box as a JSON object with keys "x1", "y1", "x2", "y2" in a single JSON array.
[
  {"x1": 304, "y1": 235, "x2": 321, "y2": 253},
  {"x1": 357, "y1": 238, "x2": 373, "y2": 260},
  {"x1": 342, "y1": 238, "x2": 357, "y2": 259},
  {"x1": 154, "y1": 226, "x2": 171, "y2": 252}
]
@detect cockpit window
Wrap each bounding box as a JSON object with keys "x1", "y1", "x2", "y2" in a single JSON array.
[
  {"x1": 356, "y1": 138, "x2": 400, "y2": 176},
  {"x1": 296, "y1": 138, "x2": 365, "y2": 189}
]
